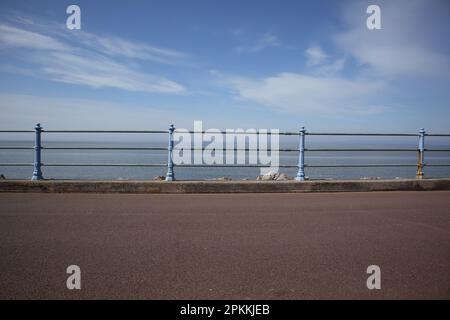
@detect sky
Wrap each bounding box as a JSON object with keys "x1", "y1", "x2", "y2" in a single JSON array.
[{"x1": 0, "y1": 0, "x2": 449, "y2": 134}]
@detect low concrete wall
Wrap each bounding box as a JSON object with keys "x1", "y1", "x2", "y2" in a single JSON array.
[{"x1": 1, "y1": 179, "x2": 450, "y2": 193}]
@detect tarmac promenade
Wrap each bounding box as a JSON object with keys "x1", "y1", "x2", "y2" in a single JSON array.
[{"x1": 0, "y1": 190, "x2": 449, "y2": 299}]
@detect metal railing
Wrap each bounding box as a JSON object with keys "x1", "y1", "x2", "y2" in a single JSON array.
[{"x1": 0, "y1": 123, "x2": 450, "y2": 181}]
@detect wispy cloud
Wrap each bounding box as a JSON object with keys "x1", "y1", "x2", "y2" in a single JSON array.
[
  {"x1": 0, "y1": 24, "x2": 68, "y2": 51},
  {"x1": 36, "y1": 51, "x2": 185, "y2": 93},
  {"x1": 69, "y1": 31, "x2": 188, "y2": 64},
  {"x1": 314, "y1": 58, "x2": 345, "y2": 76},
  {"x1": 0, "y1": 21, "x2": 188, "y2": 94},
  {"x1": 305, "y1": 45, "x2": 345, "y2": 76},
  {"x1": 235, "y1": 32, "x2": 280, "y2": 53},
  {"x1": 213, "y1": 71, "x2": 385, "y2": 115},
  {"x1": 214, "y1": 42, "x2": 365, "y2": 114},
  {"x1": 305, "y1": 46, "x2": 328, "y2": 66}
]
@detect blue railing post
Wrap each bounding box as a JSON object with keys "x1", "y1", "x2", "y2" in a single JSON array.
[
  {"x1": 416, "y1": 128, "x2": 425, "y2": 179},
  {"x1": 165, "y1": 124, "x2": 175, "y2": 181},
  {"x1": 31, "y1": 123, "x2": 43, "y2": 180},
  {"x1": 295, "y1": 126, "x2": 306, "y2": 181}
]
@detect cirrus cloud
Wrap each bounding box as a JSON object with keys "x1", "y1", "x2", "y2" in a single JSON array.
[{"x1": 0, "y1": 22, "x2": 188, "y2": 94}]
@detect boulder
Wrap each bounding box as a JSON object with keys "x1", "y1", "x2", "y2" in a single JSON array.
[
  {"x1": 275, "y1": 173, "x2": 293, "y2": 181},
  {"x1": 256, "y1": 171, "x2": 293, "y2": 181}
]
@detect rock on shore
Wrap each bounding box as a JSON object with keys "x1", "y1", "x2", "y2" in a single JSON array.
[{"x1": 256, "y1": 171, "x2": 293, "y2": 181}]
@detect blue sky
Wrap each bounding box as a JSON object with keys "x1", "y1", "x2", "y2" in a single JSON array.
[{"x1": 0, "y1": 0, "x2": 449, "y2": 133}]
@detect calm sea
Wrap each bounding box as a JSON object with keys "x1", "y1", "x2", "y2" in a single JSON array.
[{"x1": 1, "y1": 135, "x2": 449, "y2": 180}]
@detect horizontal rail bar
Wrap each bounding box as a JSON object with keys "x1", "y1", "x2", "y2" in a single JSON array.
[
  {"x1": 179, "y1": 131, "x2": 299, "y2": 135},
  {"x1": 425, "y1": 149, "x2": 450, "y2": 152},
  {"x1": 42, "y1": 130, "x2": 167, "y2": 134},
  {"x1": 41, "y1": 147, "x2": 167, "y2": 151},
  {"x1": 305, "y1": 148, "x2": 418, "y2": 152},
  {"x1": 305, "y1": 164, "x2": 417, "y2": 168},
  {"x1": 173, "y1": 148, "x2": 299, "y2": 152},
  {"x1": 306, "y1": 133, "x2": 419, "y2": 137},
  {"x1": 37, "y1": 163, "x2": 295, "y2": 168},
  {"x1": 3, "y1": 163, "x2": 445, "y2": 168},
  {"x1": 0, "y1": 130, "x2": 34, "y2": 133},
  {"x1": 2, "y1": 147, "x2": 447, "y2": 152},
  {"x1": 41, "y1": 163, "x2": 167, "y2": 167},
  {"x1": 425, "y1": 134, "x2": 450, "y2": 137},
  {"x1": 174, "y1": 164, "x2": 298, "y2": 168}
]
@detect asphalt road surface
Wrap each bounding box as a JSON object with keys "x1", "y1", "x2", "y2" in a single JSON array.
[{"x1": 0, "y1": 191, "x2": 449, "y2": 299}]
